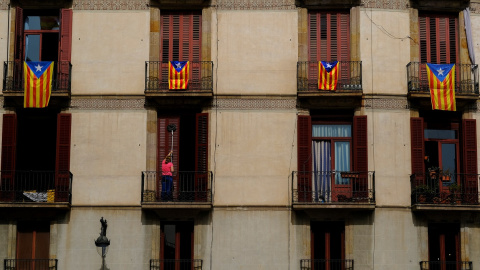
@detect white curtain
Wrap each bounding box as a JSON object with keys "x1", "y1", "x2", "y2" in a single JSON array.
[{"x1": 312, "y1": 141, "x2": 331, "y2": 202}]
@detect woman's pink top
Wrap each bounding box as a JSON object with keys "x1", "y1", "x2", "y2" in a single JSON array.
[{"x1": 162, "y1": 160, "x2": 173, "y2": 176}]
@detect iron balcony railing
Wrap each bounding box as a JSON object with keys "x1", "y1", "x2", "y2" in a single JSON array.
[
  {"x1": 297, "y1": 61, "x2": 362, "y2": 92},
  {"x1": 4, "y1": 259, "x2": 58, "y2": 270},
  {"x1": 300, "y1": 259, "x2": 354, "y2": 270},
  {"x1": 419, "y1": 261, "x2": 472, "y2": 270},
  {"x1": 142, "y1": 171, "x2": 212, "y2": 203},
  {"x1": 0, "y1": 170, "x2": 72, "y2": 203},
  {"x1": 406, "y1": 62, "x2": 479, "y2": 95},
  {"x1": 145, "y1": 61, "x2": 213, "y2": 92},
  {"x1": 150, "y1": 259, "x2": 203, "y2": 270},
  {"x1": 410, "y1": 172, "x2": 479, "y2": 205},
  {"x1": 292, "y1": 171, "x2": 375, "y2": 204},
  {"x1": 3, "y1": 61, "x2": 72, "y2": 93}
]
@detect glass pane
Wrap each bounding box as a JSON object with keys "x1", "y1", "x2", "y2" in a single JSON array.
[
  {"x1": 442, "y1": 143, "x2": 456, "y2": 183},
  {"x1": 164, "y1": 225, "x2": 176, "y2": 260},
  {"x1": 424, "y1": 129, "x2": 456, "y2": 139},
  {"x1": 335, "y1": 141, "x2": 350, "y2": 184},
  {"x1": 25, "y1": 16, "x2": 59, "y2": 30},
  {"x1": 313, "y1": 125, "x2": 351, "y2": 137},
  {"x1": 25, "y1": 35, "x2": 40, "y2": 61}
]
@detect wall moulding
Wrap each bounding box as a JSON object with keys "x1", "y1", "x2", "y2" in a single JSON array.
[
  {"x1": 70, "y1": 98, "x2": 145, "y2": 110},
  {"x1": 72, "y1": 0, "x2": 148, "y2": 10},
  {"x1": 211, "y1": 98, "x2": 297, "y2": 110}
]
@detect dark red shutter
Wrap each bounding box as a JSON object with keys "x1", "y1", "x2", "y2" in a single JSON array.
[
  {"x1": 419, "y1": 14, "x2": 458, "y2": 64},
  {"x1": 297, "y1": 115, "x2": 312, "y2": 202},
  {"x1": 195, "y1": 113, "x2": 208, "y2": 201},
  {"x1": 157, "y1": 117, "x2": 180, "y2": 199},
  {"x1": 411, "y1": 117, "x2": 425, "y2": 186},
  {"x1": 13, "y1": 7, "x2": 24, "y2": 90},
  {"x1": 353, "y1": 116, "x2": 368, "y2": 200},
  {"x1": 462, "y1": 119, "x2": 477, "y2": 203},
  {"x1": 1, "y1": 114, "x2": 17, "y2": 201},
  {"x1": 17, "y1": 222, "x2": 50, "y2": 268},
  {"x1": 160, "y1": 12, "x2": 201, "y2": 61},
  {"x1": 58, "y1": 9, "x2": 73, "y2": 90},
  {"x1": 55, "y1": 113, "x2": 71, "y2": 202}
]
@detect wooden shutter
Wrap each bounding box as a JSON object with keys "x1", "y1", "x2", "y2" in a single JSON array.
[
  {"x1": 411, "y1": 118, "x2": 425, "y2": 186},
  {"x1": 58, "y1": 9, "x2": 73, "y2": 90},
  {"x1": 157, "y1": 117, "x2": 180, "y2": 199},
  {"x1": 55, "y1": 113, "x2": 71, "y2": 202},
  {"x1": 17, "y1": 222, "x2": 50, "y2": 268},
  {"x1": 297, "y1": 115, "x2": 312, "y2": 202},
  {"x1": 160, "y1": 11, "x2": 201, "y2": 61},
  {"x1": 419, "y1": 14, "x2": 458, "y2": 64},
  {"x1": 308, "y1": 11, "x2": 350, "y2": 62},
  {"x1": 1, "y1": 114, "x2": 17, "y2": 202},
  {"x1": 462, "y1": 119, "x2": 477, "y2": 203},
  {"x1": 353, "y1": 116, "x2": 368, "y2": 200},
  {"x1": 195, "y1": 113, "x2": 208, "y2": 201},
  {"x1": 14, "y1": 7, "x2": 23, "y2": 61}
]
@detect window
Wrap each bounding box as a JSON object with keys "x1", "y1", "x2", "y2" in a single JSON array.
[
  {"x1": 0, "y1": 112, "x2": 71, "y2": 202},
  {"x1": 428, "y1": 223, "x2": 460, "y2": 268},
  {"x1": 156, "y1": 113, "x2": 208, "y2": 201},
  {"x1": 411, "y1": 116, "x2": 478, "y2": 203},
  {"x1": 419, "y1": 13, "x2": 458, "y2": 64},
  {"x1": 160, "y1": 221, "x2": 194, "y2": 269},
  {"x1": 160, "y1": 11, "x2": 201, "y2": 62},
  {"x1": 297, "y1": 115, "x2": 367, "y2": 202},
  {"x1": 16, "y1": 221, "x2": 50, "y2": 268},
  {"x1": 311, "y1": 221, "x2": 345, "y2": 269}
]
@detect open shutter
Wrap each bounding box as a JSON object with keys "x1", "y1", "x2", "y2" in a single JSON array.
[
  {"x1": 463, "y1": 119, "x2": 477, "y2": 203},
  {"x1": 13, "y1": 7, "x2": 24, "y2": 90},
  {"x1": 353, "y1": 115, "x2": 368, "y2": 200},
  {"x1": 297, "y1": 115, "x2": 312, "y2": 202},
  {"x1": 157, "y1": 117, "x2": 180, "y2": 200},
  {"x1": 195, "y1": 113, "x2": 208, "y2": 201},
  {"x1": 55, "y1": 113, "x2": 71, "y2": 202},
  {"x1": 411, "y1": 117, "x2": 425, "y2": 186},
  {"x1": 58, "y1": 9, "x2": 73, "y2": 91},
  {"x1": 1, "y1": 114, "x2": 17, "y2": 202}
]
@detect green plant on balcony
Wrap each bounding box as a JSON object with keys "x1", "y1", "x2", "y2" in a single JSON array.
[
  {"x1": 448, "y1": 183, "x2": 462, "y2": 204},
  {"x1": 440, "y1": 169, "x2": 452, "y2": 182},
  {"x1": 412, "y1": 185, "x2": 435, "y2": 203}
]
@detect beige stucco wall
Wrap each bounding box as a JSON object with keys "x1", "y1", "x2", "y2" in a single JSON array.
[
  {"x1": 215, "y1": 10, "x2": 298, "y2": 95},
  {"x1": 70, "y1": 110, "x2": 146, "y2": 205},
  {"x1": 71, "y1": 11, "x2": 149, "y2": 95},
  {"x1": 360, "y1": 9, "x2": 410, "y2": 95},
  {"x1": 211, "y1": 109, "x2": 296, "y2": 206}
]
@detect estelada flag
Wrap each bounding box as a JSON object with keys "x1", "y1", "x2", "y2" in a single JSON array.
[
  {"x1": 168, "y1": 61, "x2": 189, "y2": 90},
  {"x1": 318, "y1": 61, "x2": 339, "y2": 91},
  {"x1": 426, "y1": 63, "x2": 456, "y2": 111},
  {"x1": 24, "y1": 61, "x2": 54, "y2": 108}
]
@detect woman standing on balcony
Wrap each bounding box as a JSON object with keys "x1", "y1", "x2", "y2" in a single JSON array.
[{"x1": 161, "y1": 151, "x2": 175, "y2": 201}]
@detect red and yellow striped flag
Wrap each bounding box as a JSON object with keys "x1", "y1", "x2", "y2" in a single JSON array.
[
  {"x1": 426, "y1": 63, "x2": 456, "y2": 111},
  {"x1": 318, "y1": 61, "x2": 339, "y2": 91},
  {"x1": 24, "y1": 61, "x2": 54, "y2": 108},
  {"x1": 168, "y1": 61, "x2": 189, "y2": 90}
]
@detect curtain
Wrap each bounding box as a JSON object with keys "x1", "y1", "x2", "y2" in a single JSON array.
[
  {"x1": 464, "y1": 8, "x2": 475, "y2": 64},
  {"x1": 335, "y1": 141, "x2": 350, "y2": 184},
  {"x1": 312, "y1": 141, "x2": 331, "y2": 202}
]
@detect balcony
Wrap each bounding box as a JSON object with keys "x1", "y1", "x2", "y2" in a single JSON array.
[
  {"x1": 292, "y1": 171, "x2": 375, "y2": 210},
  {"x1": 141, "y1": 171, "x2": 212, "y2": 212},
  {"x1": 145, "y1": 61, "x2": 213, "y2": 107},
  {"x1": 300, "y1": 259, "x2": 354, "y2": 270},
  {"x1": 0, "y1": 171, "x2": 72, "y2": 215},
  {"x1": 419, "y1": 261, "x2": 472, "y2": 270},
  {"x1": 4, "y1": 259, "x2": 58, "y2": 270},
  {"x1": 3, "y1": 61, "x2": 72, "y2": 106},
  {"x1": 410, "y1": 172, "x2": 480, "y2": 211},
  {"x1": 406, "y1": 62, "x2": 479, "y2": 108},
  {"x1": 297, "y1": 61, "x2": 362, "y2": 108},
  {"x1": 150, "y1": 259, "x2": 203, "y2": 270}
]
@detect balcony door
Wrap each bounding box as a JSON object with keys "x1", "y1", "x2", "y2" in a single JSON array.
[
  {"x1": 16, "y1": 221, "x2": 50, "y2": 270},
  {"x1": 428, "y1": 223, "x2": 460, "y2": 270},
  {"x1": 311, "y1": 221, "x2": 345, "y2": 270},
  {"x1": 160, "y1": 222, "x2": 194, "y2": 270}
]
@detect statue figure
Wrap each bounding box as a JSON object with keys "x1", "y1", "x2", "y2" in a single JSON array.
[
  {"x1": 100, "y1": 217, "x2": 107, "y2": 237},
  {"x1": 95, "y1": 217, "x2": 110, "y2": 247}
]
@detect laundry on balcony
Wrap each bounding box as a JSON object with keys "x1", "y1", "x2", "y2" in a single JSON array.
[{"x1": 23, "y1": 189, "x2": 55, "y2": 202}]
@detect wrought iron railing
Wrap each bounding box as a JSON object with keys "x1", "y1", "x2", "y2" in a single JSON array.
[
  {"x1": 145, "y1": 61, "x2": 213, "y2": 92},
  {"x1": 0, "y1": 170, "x2": 72, "y2": 203},
  {"x1": 292, "y1": 171, "x2": 375, "y2": 204},
  {"x1": 410, "y1": 172, "x2": 479, "y2": 205},
  {"x1": 150, "y1": 259, "x2": 203, "y2": 270},
  {"x1": 4, "y1": 259, "x2": 58, "y2": 270},
  {"x1": 300, "y1": 259, "x2": 354, "y2": 270},
  {"x1": 142, "y1": 171, "x2": 212, "y2": 203},
  {"x1": 297, "y1": 61, "x2": 362, "y2": 92},
  {"x1": 419, "y1": 261, "x2": 472, "y2": 270},
  {"x1": 3, "y1": 61, "x2": 72, "y2": 93},
  {"x1": 406, "y1": 62, "x2": 479, "y2": 94}
]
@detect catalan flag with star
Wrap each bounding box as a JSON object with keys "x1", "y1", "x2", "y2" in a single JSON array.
[
  {"x1": 24, "y1": 61, "x2": 54, "y2": 108},
  {"x1": 318, "y1": 61, "x2": 339, "y2": 91},
  {"x1": 426, "y1": 63, "x2": 456, "y2": 111},
  {"x1": 168, "y1": 61, "x2": 189, "y2": 90}
]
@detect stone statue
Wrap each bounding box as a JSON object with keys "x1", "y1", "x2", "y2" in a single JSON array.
[
  {"x1": 95, "y1": 217, "x2": 110, "y2": 247},
  {"x1": 100, "y1": 217, "x2": 107, "y2": 237}
]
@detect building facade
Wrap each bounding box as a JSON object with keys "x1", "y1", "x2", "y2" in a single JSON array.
[{"x1": 0, "y1": 0, "x2": 480, "y2": 269}]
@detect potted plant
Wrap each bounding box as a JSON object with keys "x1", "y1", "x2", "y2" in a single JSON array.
[
  {"x1": 441, "y1": 169, "x2": 452, "y2": 182},
  {"x1": 412, "y1": 185, "x2": 434, "y2": 203},
  {"x1": 448, "y1": 183, "x2": 462, "y2": 204},
  {"x1": 428, "y1": 167, "x2": 439, "y2": 180}
]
